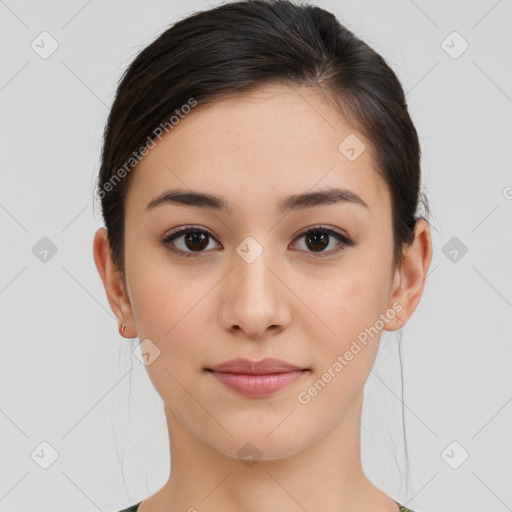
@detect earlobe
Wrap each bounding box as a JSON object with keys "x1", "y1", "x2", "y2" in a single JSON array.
[{"x1": 93, "y1": 227, "x2": 136, "y2": 337}]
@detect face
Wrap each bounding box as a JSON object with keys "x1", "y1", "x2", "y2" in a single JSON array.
[{"x1": 98, "y1": 84, "x2": 421, "y2": 462}]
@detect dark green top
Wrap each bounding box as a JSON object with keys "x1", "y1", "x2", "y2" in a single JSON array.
[
  {"x1": 118, "y1": 500, "x2": 416, "y2": 511},
  {"x1": 118, "y1": 505, "x2": 140, "y2": 512}
]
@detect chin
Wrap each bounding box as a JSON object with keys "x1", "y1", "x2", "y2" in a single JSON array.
[{"x1": 206, "y1": 428, "x2": 311, "y2": 463}]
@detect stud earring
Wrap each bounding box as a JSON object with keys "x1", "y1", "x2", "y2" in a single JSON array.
[{"x1": 120, "y1": 324, "x2": 126, "y2": 335}]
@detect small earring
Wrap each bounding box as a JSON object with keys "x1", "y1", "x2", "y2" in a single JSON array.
[{"x1": 120, "y1": 324, "x2": 126, "y2": 335}]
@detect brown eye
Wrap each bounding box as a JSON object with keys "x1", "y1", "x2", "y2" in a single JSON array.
[
  {"x1": 162, "y1": 227, "x2": 221, "y2": 257},
  {"x1": 292, "y1": 226, "x2": 354, "y2": 257},
  {"x1": 305, "y1": 231, "x2": 329, "y2": 252},
  {"x1": 182, "y1": 232, "x2": 209, "y2": 251}
]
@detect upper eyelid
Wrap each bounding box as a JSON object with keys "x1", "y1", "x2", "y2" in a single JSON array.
[{"x1": 164, "y1": 225, "x2": 218, "y2": 242}]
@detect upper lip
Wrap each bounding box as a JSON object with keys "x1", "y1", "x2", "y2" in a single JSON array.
[{"x1": 207, "y1": 357, "x2": 306, "y2": 374}]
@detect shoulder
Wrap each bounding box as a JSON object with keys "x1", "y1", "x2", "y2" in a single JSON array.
[{"x1": 117, "y1": 503, "x2": 141, "y2": 512}]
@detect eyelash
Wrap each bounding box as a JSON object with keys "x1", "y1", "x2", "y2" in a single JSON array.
[{"x1": 162, "y1": 225, "x2": 354, "y2": 259}]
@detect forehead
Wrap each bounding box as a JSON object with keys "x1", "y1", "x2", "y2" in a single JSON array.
[{"x1": 127, "y1": 84, "x2": 390, "y2": 217}]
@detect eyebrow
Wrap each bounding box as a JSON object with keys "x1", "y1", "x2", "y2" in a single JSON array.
[{"x1": 145, "y1": 187, "x2": 368, "y2": 214}]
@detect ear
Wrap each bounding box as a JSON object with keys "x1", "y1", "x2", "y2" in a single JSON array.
[
  {"x1": 93, "y1": 227, "x2": 137, "y2": 338},
  {"x1": 385, "y1": 218, "x2": 433, "y2": 331}
]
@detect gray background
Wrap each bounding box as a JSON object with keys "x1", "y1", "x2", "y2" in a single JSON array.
[{"x1": 1, "y1": 0, "x2": 511, "y2": 511}]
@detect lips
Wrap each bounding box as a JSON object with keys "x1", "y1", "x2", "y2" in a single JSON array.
[
  {"x1": 206, "y1": 357, "x2": 306, "y2": 375},
  {"x1": 205, "y1": 358, "x2": 309, "y2": 398}
]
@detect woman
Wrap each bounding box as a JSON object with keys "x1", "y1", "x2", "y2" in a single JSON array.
[{"x1": 93, "y1": 1, "x2": 432, "y2": 511}]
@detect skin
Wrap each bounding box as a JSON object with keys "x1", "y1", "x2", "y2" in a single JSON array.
[{"x1": 93, "y1": 83, "x2": 432, "y2": 512}]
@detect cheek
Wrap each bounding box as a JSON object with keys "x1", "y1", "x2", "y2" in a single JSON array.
[
  {"x1": 297, "y1": 253, "x2": 392, "y2": 374},
  {"x1": 296, "y1": 283, "x2": 383, "y2": 409},
  {"x1": 307, "y1": 267, "x2": 387, "y2": 334},
  {"x1": 127, "y1": 263, "x2": 212, "y2": 404},
  {"x1": 125, "y1": 250, "x2": 211, "y2": 360}
]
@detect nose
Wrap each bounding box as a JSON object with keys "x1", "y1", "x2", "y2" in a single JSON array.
[{"x1": 218, "y1": 240, "x2": 291, "y2": 340}]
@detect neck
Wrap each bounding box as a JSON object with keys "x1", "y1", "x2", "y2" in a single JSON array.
[{"x1": 141, "y1": 392, "x2": 398, "y2": 512}]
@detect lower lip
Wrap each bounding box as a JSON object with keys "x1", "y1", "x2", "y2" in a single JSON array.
[{"x1": 208, "y1": 370, "x2": 307, "y2": 397}]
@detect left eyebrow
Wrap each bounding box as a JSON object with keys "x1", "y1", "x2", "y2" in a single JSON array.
[
  {"x1": 145, "y1": 187, "x2": 368, "y2": 213},
  {"x1": 277, "y1": 187, "x2": 368, "y2": 213}
]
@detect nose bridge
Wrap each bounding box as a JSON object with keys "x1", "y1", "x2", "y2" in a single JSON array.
[
  {"x1": 220, "y1": 233, "x2": 288, "y2": 337},
  {"x1": 234, "y1": 234, "x2": 277, "y2": 302}
]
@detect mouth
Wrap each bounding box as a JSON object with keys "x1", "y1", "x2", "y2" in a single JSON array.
[{"x1": 204, "y1": 358, "x2": 310, "y2": 397}]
